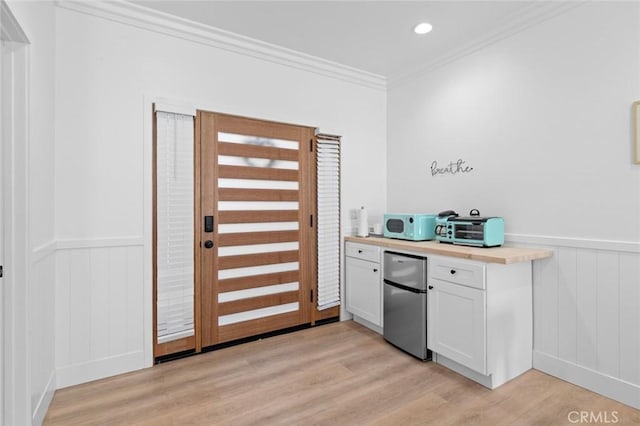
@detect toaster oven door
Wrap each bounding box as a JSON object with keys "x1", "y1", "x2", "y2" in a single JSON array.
[{"x1": 453, "y1": 223, "x2": 484, "y2": 242}]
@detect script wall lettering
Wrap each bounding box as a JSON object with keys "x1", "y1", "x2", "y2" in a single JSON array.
[{"x1": 430, "y1": 159, "x2": 474, "y2": 177}]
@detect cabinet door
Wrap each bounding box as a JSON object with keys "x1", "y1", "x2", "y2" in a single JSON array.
[
  {"x1": 428, "y1": 279, "x2": 486, "y2": 374},
  {"x1": 345, "y1": 257, "x2": 381, "y2": 326}
]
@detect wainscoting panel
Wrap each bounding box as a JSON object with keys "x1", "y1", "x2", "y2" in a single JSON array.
[
  {"x1": 52, "y1": 233, "x2": 639, "y2": 410},
  {"x1": 55, "y1": 239, "x2": 145, "y2": 388},
  {"x1": 619, "y1": 253, "x2": 640, "y2": 385},
  {"x1": 522, "y1": 235, "x2": 640, "y2": 409},
  {"x1": 30, "y1": 242, "x2": 57, "y2": 424}
]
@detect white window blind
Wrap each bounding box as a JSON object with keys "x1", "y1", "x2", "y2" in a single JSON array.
[
  {"x1": 156, "y1": 111, "x2": 195, "y2": 344},
  {"x1": 316, "y1": 136, "x2": 341, "y2": 310}
]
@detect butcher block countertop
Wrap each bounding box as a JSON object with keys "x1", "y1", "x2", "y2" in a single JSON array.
[{"x1": 344, "y1": 236, "x2": 553, "y2": 265}]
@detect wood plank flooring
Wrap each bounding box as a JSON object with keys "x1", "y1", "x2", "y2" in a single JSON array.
[{"x1": 44, "y1": 321, "x2": 640, "y2": 425}]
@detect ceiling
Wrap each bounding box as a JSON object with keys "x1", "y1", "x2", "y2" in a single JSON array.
[{"x1": 132, "y1": 1, "x2": 575, "y2": 81}]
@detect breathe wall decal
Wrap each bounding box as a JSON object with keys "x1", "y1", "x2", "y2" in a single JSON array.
[{"x1": 430, "y1": 159, "x2": 474, "y2": 177}]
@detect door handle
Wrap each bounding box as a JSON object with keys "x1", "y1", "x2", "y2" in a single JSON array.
[{"x1": 204, "y1": 240, "x2": 214, "y2": 249}]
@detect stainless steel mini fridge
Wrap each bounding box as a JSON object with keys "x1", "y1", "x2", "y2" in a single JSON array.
[{"x1": 383, "y1": 251, "x2": 431, "y2": 360}]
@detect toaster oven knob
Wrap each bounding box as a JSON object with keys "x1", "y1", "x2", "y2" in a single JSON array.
[
  {"x1": 450, "y1": 269, "x2": 457, "y2": 275},
  {"x1": 409, "y1": 217, "x2": 414, "y2": 223}
]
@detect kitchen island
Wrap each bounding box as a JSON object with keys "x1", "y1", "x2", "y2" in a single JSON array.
[{"x1": 344, "y1": 236, "x2": 553, "y2": 389}]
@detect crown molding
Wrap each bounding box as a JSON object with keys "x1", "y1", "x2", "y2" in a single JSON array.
[
  {"x1": 55, "y1": 1, "x2": 586, "y2": 92},
  {"x1": 388, "y1": 1, "x2": 585, "y2": 89},
  {"x1": 1, "y1": 0, "x2": 30, "y2": 44},
  {"x1": 56, "y1": 0, "x2": 387, "y2": 91}
]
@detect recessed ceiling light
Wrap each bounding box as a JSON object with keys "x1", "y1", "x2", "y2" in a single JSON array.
[{"x1": 414, "y1": 22, "x2": 433, "y2": 35}]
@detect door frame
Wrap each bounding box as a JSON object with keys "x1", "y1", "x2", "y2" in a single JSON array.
[
  {"x1": 147, "y1": 104, "x2": 342, "y2": 360},
  {"x1": 1, "y1": 2, "x2": 30, "y2": 424}
]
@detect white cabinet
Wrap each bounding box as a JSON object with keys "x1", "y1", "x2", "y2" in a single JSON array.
[
  {"x1": 343, "y1": 236, "x2": 550, "y2": 389},
  {"x1": 345, "y1": 242, "x2": 382, "y2": 329},
  {"x1": 428, "y1": 255, "x2": 487, "y2": 373},
  {"x1": 427, "y1": 254, "x2": 533, "y2": 389},
  {"x1": 428, "y1": 279, "x2": 486, "y2": 374}
]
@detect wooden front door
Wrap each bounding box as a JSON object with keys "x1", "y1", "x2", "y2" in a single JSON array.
[{"x1": 197, "y1": 111, "x2": 316, "y2": 348}]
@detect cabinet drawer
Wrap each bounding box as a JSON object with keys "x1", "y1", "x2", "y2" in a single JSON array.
[
  {"x1": 345, "y1": 242, "x2": 381, "y2": 263},
  {"x1": 430, "y1": 256, "x2": 485, "y2": 290}
]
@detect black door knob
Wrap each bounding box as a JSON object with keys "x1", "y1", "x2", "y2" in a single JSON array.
[
  {"x1": 428, "y1": 285, "x2": 434, "y2": 290},
  {"x1": 204, "y1": 240, "x2": 214, "y2": 249}
]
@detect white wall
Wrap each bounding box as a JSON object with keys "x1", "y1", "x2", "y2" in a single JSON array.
[
  {"x1": 53, "y1": 4, "x2": 386, "y2": 387},
  {"x1": 387, "y1": 2, "x2": 640, "y2": 408},
  {"x1": 5, "y1": 1, "x2": 57, "y2": 424},
  {"x1": 388, "y1": 3, "x2": 640, "y2": 242}
]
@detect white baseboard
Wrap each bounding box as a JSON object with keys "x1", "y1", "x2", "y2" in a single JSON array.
[
  {"x1": 533, "y1": 351, "x2": 640, "y2": 409},
  {"x1": 56, "y1": 351, "x2": 147, "y2": 389},
  {"x1": 352, "y1": 315, "x2": 383, "y2": 335},
  {"x1": 434, "y1": 353, "x2": 495, "y2": 389},
  {"x1": 32, "y1": 371, "x2": 56, "y2": 425}
]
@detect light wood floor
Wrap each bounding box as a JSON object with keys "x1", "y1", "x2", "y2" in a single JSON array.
[{"x1": 45, "y1": 321, "x2": 639, "y2": 425}]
